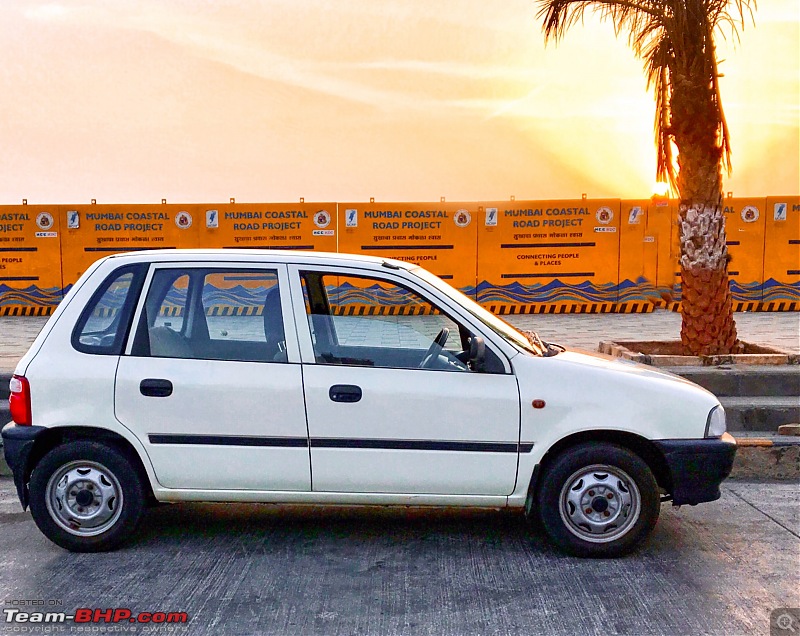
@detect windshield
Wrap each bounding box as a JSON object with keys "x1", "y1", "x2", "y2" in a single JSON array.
[{"x1": 409, "y1": 266, "x2": 542, "y2": 356}]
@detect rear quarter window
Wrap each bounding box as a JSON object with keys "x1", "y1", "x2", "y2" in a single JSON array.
[{"x1": 71, "y1": 264, "x2": 147, "y2": 355}]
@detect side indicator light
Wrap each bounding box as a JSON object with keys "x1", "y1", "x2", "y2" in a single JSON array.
[{"x1": 532, "y1": 399, "x2": 546, "y2": 409}]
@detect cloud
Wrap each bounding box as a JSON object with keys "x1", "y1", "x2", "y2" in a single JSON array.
[{"x1": 23, "y1": 3, "x2": 70, "y2": 20}]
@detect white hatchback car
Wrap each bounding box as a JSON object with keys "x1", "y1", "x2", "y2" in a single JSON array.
[{"x1": 3, "y1": 250, "x2": 736, "y2": 556}]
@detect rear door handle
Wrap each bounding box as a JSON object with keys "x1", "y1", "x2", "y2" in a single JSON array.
[
  {"x1": 140, "y1": 378, "x2": 173, "y2": 397},
  {"x1": 329, "y1": 384, "x2": 362, "y2": 403}
]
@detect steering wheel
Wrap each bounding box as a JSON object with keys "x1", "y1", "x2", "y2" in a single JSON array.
[{"x1": 419, "y1": 328, "x2": 450, "y2": 369}]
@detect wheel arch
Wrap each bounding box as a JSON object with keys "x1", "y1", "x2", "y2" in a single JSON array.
[
  {"x1": 526, "y1": 430, "x2": 672, "y2": 514},
  {"x1": 25, "y1": 426, "x2": 156, "y2": 503}
]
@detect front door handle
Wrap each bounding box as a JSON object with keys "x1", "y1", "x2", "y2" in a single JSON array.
[
  {"x1": 140, "y1": 378, "x2": 173, "y2": 397},
  {"x1": 329, "y1": 384, "x2": 362, "y2": 403}
]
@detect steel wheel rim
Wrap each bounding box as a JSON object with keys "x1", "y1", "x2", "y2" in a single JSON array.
[
  {"x1": 45, "y1": 460, "x2": 124, "y2": 537},
  {"x1": 559, "y1": 464, "x2": 641, "y2": 544}
]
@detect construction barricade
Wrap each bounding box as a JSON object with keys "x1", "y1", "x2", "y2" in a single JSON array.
[
  {"x1": 337, "y1": 201, "x2": 478, "y2": 299},
  {"x1": 60, "y1": 203, "x2": 204, "y2": 290},
  {"x1": 475, "y1": 199, "x2": 636, "y2": 314},
  {"x1": 0, "y1": 196, "x2": 795, "y2": 317},
  {"x1": 0, "y1": 204, "x2": 63, "y2": 315},
  {"x1": 199, "y1": 201, "x2": 337, "y2": 253},
  {"x1": 762, "y1": 196, "x2": 800, "y2": 311},
  {"x1": 722, "y1": 197, "x2": 767, "y2": 310}
]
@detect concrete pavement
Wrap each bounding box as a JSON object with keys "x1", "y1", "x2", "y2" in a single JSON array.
[{"x1": 0, "y1": 477, "x2": 797, "y2": 636}]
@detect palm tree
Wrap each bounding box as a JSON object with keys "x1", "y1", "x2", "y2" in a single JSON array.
[{"x1": 537, "y1": 0, "x2": 754, "y2": 355}]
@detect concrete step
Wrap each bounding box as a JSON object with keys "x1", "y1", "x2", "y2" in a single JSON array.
[
  {"x1": 671, "y1": 365, "x2": 800, "y2": 398},
  {"x1": 729, "y1": 433, "x2": 800, "y2": 480},
  {"x1": 722, "y1": 396, "x2": 800, "y2": 432},
  {"x1": 0, "y1": 373, "x2": 10, "y2": 401}
]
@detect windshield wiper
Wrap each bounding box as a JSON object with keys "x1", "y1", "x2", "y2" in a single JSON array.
[{"x1": 520, "y1": 330, "x2": 564, "y2": 357}]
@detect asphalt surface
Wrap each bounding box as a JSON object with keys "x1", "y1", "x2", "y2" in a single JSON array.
[{"x1": 0, "y1": 478, "x2": 797, "y2": 636}]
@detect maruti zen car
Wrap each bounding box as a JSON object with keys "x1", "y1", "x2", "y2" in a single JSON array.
[{"x1": 2, "y1": 250, "x2": 736, "y2": 556}]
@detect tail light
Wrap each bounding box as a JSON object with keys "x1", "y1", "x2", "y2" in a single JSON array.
[{"x1": 9, "y1": 375, "x2": 32, "y2": 426}]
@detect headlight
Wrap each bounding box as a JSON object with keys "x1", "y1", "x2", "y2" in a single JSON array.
[{"x1": 705, "y1": 405, "x2": 726, "y2": 438}]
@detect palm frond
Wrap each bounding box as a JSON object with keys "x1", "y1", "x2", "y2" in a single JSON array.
[{"x1": 535, "y1": 0, "x2": 757, "y2": 193}]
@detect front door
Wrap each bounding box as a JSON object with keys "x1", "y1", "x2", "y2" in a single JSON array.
[
  {"x1": 115, "y1": 264, "x2": 311, "y2": 491},
  {"x1": 291, "y1": 267, "x2": 521, "y2": 496}
]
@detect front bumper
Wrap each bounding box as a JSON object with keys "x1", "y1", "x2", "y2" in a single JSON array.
[
  {"x1": 2, "y1": 422, "x2": 49, "y2": 510},
  {"x1": 654, "y1": 432, "x2": 737, "y2": 505}
]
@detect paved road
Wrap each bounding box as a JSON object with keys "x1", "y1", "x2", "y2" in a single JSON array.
[{"x1": 0, "y1": 478, "x2": 797, "y2": 636}]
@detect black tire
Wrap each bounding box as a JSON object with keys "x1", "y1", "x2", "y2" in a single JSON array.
[
  {"x1": 29, "y1": 441, "x2": 146, "y2": 552},
  {"x1": 537, "y1": 443, "x2": 660, "y2": 557}
]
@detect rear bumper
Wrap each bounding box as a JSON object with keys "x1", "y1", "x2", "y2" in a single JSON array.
[
  {"x1": 653, "y1": 432, "x2": 737, "y2": 505},
  {"x1": 1, "y1": 422, "x2": 48, "y2": 510}
]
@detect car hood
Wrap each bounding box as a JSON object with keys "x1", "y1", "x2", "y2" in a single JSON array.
[
  {"x1": 512, "y1": 347, "x2": 720, "y2": 441},
  {"x1": 554, "y1": 348, "x2": 706, "y2": 388}
]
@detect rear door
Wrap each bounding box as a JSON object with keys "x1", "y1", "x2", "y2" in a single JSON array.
[{"x1": 115, "y1": 262, "x2": 311, "y2": 491}]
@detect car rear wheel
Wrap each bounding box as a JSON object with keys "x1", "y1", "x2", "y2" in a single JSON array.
[
  {"x1": 29, "y1": 441, "x2": 146, "y2": 552},
  {"x1": 537, "y1": 443, "x2": 660, "y2": 557}
]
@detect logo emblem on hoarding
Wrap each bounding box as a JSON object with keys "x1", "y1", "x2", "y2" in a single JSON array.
[
  {"x1": 741, "y1": 206, "x2": 759, "y2": 223},
  {"x1": 774, "y1": 203, "x2": 787, "y2": 222},
  {"x1": 628, "y1": 206, "x2": 643, "y2": 225},
  {"x1": 36, "y1": 212, "x2": 54, "y2": 230},
  {"x1": 175, "y1": 211, "x2": 193, "y2": 229},
  {"x1": 67, "y1": 210, "x2": 80, "y2": 229},
  {"x1": 596, "y1": 207, "x2": 613, "y2": 224},
  {"x1": 345, "y1": 209, "x2": 358, "y2": 228},
  {"x1": 206, "y1": 210, "x2": 218, "y2": 229},
  {"x1": 314, "y1": 210, "x2": 331, "y2": 229},
  {"x1": 485, "y1": 208, "x2": 498, "y2": 226},
  {"x1": 454, "y1": 209, "x2": 471, "y2": 228}
]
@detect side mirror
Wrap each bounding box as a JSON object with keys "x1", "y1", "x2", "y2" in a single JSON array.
[{"x1": 469, "y1": 336, "x2": 486, "y2": 372}]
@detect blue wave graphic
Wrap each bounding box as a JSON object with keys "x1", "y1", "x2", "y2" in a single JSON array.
[
  {"x1": 761, "y1": 277, "x2": 800, "y2": 302},
  {"x1": 327, "y1": 282, "x2": 419, "y2": 307},
  {"x1": 161, "y1": 283, "x2": 278, "y2": 309},
  {"x1": 0, "y1": 284, "x2": 64, "y2": 307},
  {"x1": 661, "y1": 278, "x2": 798, "y2": 303},
  {"x1": 472, "y1": 279, "x2": 659, "y2": 304}
]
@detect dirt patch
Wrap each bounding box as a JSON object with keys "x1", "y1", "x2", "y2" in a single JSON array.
[
  {"x1": 613, "y1": 341, "x2": 786, "y2": 356},
  {"x1": 598, "y1": 340, "x2": 798, "y2": 367}
]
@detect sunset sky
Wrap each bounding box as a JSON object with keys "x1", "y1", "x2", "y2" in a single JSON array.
[{"x1": 1, "y1": 1, "x2": 797, "y2": 204}]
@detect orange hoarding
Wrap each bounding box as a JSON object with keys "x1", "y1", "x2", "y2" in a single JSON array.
[
  {"x1": 337, "y1": 202, "x2": 478, "y2": 294},
  {"x1": 644, "y1": 199, "x2": 679, "y2": 305},
  {"x1": 1, "y1": 196, "x2": 795, "y2": 316},
  {"x1": 476, "y1": 199, "x2": 625, "y2": 312},
  {"x1": 619, "y1": 200, "x2": 659, "y2": 307},
  {"x1": 721, "y1": 197, "x2": 767, "y2": 303},
  {"x1": 199, "y1": 202, "x2": 337, "y2": 253},
  {"x1": 763, "y1": 196, "x2": 799, "y2": 307},
  {"x1": 60, "y1": 204, "x2": 203, "y2": 287},
  {"x1": 0, "y1": 205, "x2": 63, "y2": 315}
]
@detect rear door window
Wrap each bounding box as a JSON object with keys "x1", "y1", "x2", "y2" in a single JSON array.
[
  {"x1": 72, "y1": 264, "x2": 147, "y2": 355},
  {"x1": 132, "y1": 267, "x2": 286, "y2": 363}
]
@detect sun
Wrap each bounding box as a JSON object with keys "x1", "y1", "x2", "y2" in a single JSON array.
[{"x1": 652, "y1": 182, "x2": 670, "y2": 197}]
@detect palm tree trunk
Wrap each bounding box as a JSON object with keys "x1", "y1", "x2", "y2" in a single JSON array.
[
  {"x1": 671, "y1": 55, "x2": 741, "y2": 356},
  {"x1": 677, "y1": 202, "x2": 740, "y2": 355}
]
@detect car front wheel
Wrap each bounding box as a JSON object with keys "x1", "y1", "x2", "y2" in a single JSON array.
[
  {"x1": 537, "y1": 443, "x2": 660, "y2": 557},
  {"x1": 29, "y1": 441, "x2": 146, "y2": 552}
]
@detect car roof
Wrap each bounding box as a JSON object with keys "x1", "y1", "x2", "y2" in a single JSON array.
[{"x1": 103, "y1": 248, "x2": 415, "y2": 271}]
